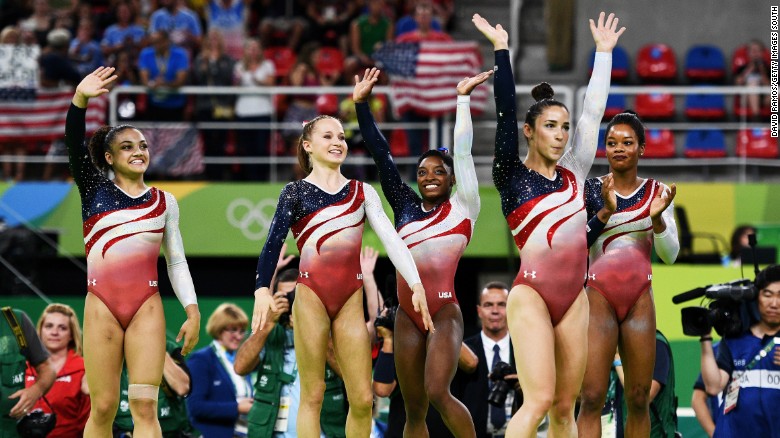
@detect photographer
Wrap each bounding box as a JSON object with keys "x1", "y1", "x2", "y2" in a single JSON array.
[
  {"x1": 700, "y1": 264, "x2": 780, "y2": 437},
  {"x1": 234, "y1": 268, "x2": 348, "y2": 438},
  {"x1": 1, "y1": 307, "x2": 55, "y2": 438}
]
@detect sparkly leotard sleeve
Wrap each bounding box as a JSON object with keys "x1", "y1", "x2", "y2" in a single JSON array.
[
  {"x1": 66, "y1": 104, "x2": 195, "y2": 328},
  {"x1": 585, "y1": 177, "x2": 679, "y2": 321},
  {"x1": 356, "y1": 96, "x2": 478, "y2": 332},
  {"x1": 492, "y1": 49, "x2": 611, "y2": 325}
]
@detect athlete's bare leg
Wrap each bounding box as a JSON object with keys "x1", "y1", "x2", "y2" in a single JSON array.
[
  {"x1": 619, "y1": 290, "x2": 656, "y2": 438},
  {"x1": 577, "y1": 288, "x2": 619, "y2": 438},
  {"x1": 394, "y1": 307, "x2": 430, "y2": 438},
  {"x1": 82, "y1": 292, "x2": 126, "y2": 437},
  {"x1": 550, "y1": 290, "x2": 589, "y2": 438},
  {"x1": 124, "y1": 293, "x2": 166, "y2": 438},
  {"x1": 293, "y1": 283, "x2": 332, "y2": 438},
  {"x1": 505, "y1": 285, "x2": 556, "y2": 438}
]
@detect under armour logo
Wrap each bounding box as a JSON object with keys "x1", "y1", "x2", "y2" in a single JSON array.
[
  {"x1": 300, "y1": 272, "x2": 310, "y2": 279},
  {"x1": 149, "y1": 280, "x2": 158, "y2": 287},
  {"x1": 648, "y1": 274, "x2": 652, "y2": 280},
  {"x1": 439, "y1": 291, "x2": 452, "y2": 299},
  {"x1": 87, "y1": 279, "x2": 97, "y2": 286},
  {"x1": 523, "y1": 270, "x2": 537, "y2": 279},
  {"x1": 588, "y1": 274, "x2": 596, "y2": 281},
  {"x1": 357, "y1": 273, "x2": 363, "y2": 280}
]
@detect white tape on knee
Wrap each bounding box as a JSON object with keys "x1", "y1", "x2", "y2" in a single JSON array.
[{"x1": 128, "y1": 384, "x2": 159, "y2": 401}]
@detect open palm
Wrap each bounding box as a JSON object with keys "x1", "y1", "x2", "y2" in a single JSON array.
[
  {"x1": 472, "y1": 14, "x2": 508, "y2": 50},
  {"x1": 76, "y1": 66, "x2": 118, "y2": 100},
  {"x1": 589, "y1": 12, "x2": 626, "y2": 53},
  {"x1": 457, "y1": 70, "x2": 493, "y2": 96},
  {"x1": 353, "y1": 67, "x2": 380, "y2": 102},
  {"x1": 650, "y1": 183, "x2": 676, "y2": 220}
]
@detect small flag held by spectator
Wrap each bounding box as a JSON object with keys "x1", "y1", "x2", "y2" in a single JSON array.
[{"x1": 372, "y1": 41, "x2": 489, "y2": 116}]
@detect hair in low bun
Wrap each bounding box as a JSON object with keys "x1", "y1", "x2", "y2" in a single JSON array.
[{"x1": 531, "y1": 82, "x2": 555, "y2": 102}]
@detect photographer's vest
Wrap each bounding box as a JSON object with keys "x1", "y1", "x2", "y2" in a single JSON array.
[
  {"x1": 649, "y1": 331, "x2": 678, "y2": 438},
  {"x1": 247, "y1": 325, "x2": 347, "y2": 438},
  {"x1": 0, "y1": 309, "x2": 27, "y2": 438}
]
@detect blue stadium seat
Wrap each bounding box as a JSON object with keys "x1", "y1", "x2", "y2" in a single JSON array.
[
  {"x1": 684, "y1": 45, "x2": 726, "y2": 83},
  {"x1": 684, "y1": 129, "x2": 726, "y2": 158},
  {"x1": 604, "y1": 94, "x2": 626, "y2": 120},
  {"x1": 684, "y1": 92, "x2": 726, "y2": 120},
  {"x1": 589, "y1": 45, "x2": 630, "y2": 82},
  {"x1": 596, "y1": 128, "x2": 606, "y2": 157}
]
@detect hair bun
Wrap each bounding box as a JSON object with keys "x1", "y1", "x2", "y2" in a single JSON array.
[
  {"x1": 621, "y1": 109, "x2": 639, "y2": 116},
  {"x1": 531, "y1": 82, "x2": 555, "y2": 102}
]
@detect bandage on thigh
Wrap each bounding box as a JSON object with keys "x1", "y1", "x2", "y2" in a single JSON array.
[{"x1": 128, "y1": 384, "x2": 159, "y2": 400}]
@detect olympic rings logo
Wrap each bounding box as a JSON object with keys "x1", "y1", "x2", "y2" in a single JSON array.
[{"x1": 226, "y1": 198, "x2": 278, "y2": 240}]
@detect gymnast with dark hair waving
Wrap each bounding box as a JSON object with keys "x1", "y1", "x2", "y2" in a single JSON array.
[
  {"x1": 251, "y1": 113, "x2": 433, "y2": 437},
  {"x1": 473, "y1": 12, "x2": 624, "y2": 437},
  {"x1": 354, "y1": 67, "x2": 492, "y2": 437},
  {"x1": 66, "y1": 66, "x2": 200, "y2": 437},
  {"x1": 577, "y1": 110, "x2": 679, "y2": 438}
]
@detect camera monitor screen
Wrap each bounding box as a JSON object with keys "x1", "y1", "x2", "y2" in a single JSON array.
[{"x1": 740, "y1": 247, "x2": 777, "y2": 265}]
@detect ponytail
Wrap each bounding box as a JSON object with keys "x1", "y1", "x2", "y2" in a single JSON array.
[
  {"x1": 296, "y1": 115, "x2": 340, "y2": 175},
  {"x1": 86, "y1": 124, "x2": 137, "y2": 172}
]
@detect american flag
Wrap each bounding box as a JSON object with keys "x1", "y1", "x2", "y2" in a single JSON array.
[
  {"x1": 143, "y1": 126, "x2": 205, "y2": 177},
  {"x1": 372, "y1": 41, "x2": 489, "y2": 117},
  {"x1": 0, "y1": 88, "x2": 106, "y2": 142}
]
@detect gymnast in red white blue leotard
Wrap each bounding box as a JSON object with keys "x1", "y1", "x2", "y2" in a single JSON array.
[
  {"x1": 355, "y1": 67, "x2": 491, "y2": 437},
  {"x1": 252, "y1": 115, "x2": 428, "y2": 437},
  {"x1": 475, "y1": 11, "x2": 624, "y2": 437},
  {"x1": 66, "y1": 67, "x2": 199, "y2": 436},
  {"x1": 577, "y1": 110, "x2": 678, "y2": 437}
]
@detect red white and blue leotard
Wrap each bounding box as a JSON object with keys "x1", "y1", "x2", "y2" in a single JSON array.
[
  {"x1": 65, "y1": 104, "x2": 196, "y2": 329},
  {"x1": 492, "y1": 49, "x2": 611, "y2": 326},
  {"x1": 585, "y1": 177, "x2": 679, "y2": 321},
  {"x1": 255, "y1": 179, "x2": 421, "y2": 319},
  {"x1": 357, "y1": 95, "x2": 480, "y2": 333}
]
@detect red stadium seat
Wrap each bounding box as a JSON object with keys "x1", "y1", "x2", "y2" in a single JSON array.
[
  {"x1": 596, "y1": 128, "x2": 606, "y2": 157},
  {"x1": 736, "y1": 128, "x2": 778, "y2": 158},
  {"x1": 731, "y1": 44, "x2": 771, "y2": 74},
  {"x1": 264, "y1": 47, "x2": 297, "y2": 78},
  {"x1": 642, "y1": 129, "x2": 676, "y2": 158},
  {"x1": 636, "y1": 44, "x2": 678, "y2": 83},
  {"x1": 635, "y1": 93, "x2": 675, "y2": 119},
  {"x1": 313, "y1": 47, "x2": 346, "y2": 76}
]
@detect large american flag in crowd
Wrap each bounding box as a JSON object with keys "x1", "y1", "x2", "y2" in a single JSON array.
[{"x1": 372, "y1": 41, "x2": 489, "y2": 117}]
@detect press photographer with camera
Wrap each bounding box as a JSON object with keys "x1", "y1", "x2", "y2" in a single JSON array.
[
  {"x1": 699, "y1": 264, "x2": 780, "y2": 437},
  {"x1": 1, "y1": 307, "x2": 55, "y2": 438}
]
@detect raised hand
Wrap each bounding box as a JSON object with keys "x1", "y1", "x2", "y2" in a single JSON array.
[
  {"x1": 589, "y1": 12, "x2": 626, "y2": 53},
  {"x1": 457, "y1": 70, "x2": 494, "y2": 96},
  {"x1": 359, "y1": 246, "x2": 379, "y2": 275},
  {"x1": 353, "y1": 67, "x2": 381, "y2": 103},
  {"x1": 650, "y1": 182, "x2": 676, "y2": 220},
  {"x1": 251, "y1": 287, "x2": 279, "y2": 334},
  {"x1": 472, "y1": 14, "x2": 508, "y2": 50},
  {"x1": 73, "y1": 66, "x2": 118, "y2": 108},
  {"x1": 411, "y1": 283, "x2": 435, "y2": 332}
]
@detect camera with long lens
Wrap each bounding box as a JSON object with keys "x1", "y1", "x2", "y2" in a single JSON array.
[
  {"x1": 16, "y1": 409, "x2": 56, "y2": 438},
  {"x1": 278, "y1": 290, "x2": 295, "y2": 326},
  {"x1": 487, "y1": 361, "x2": 517, "y2": 407},
  {"x1": 374, "y1": 305, "x2": 397, "y2": 331}
]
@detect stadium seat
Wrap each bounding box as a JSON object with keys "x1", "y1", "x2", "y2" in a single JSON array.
[
  {"x1": 313, "y1": 47, "x2": 345, "y2": 76},
  {"x1": 635, "y1": 93, "x2": 675, "y2": 119},
  {"x1": 731, "y1": 44, "x2": 771, "y2": 74},
  {"x1": 589, "y1": 45, "x2": 630, "y2": 82},
  {"x1": 636, "y1": 43, "x2": 678, "y2": 83},
  {"x1": 736, "y1": 128, "x2": 778, "y2": 158},
  {"x1": 684, "y1": 45, "x2": 726, "y2": 83},
  {"x1": 596, "y1": 128, "x2": 606, "y2": 157},
  {"x1": 264, "y1": 47, "x2": 297, "y2": 78},
  {"x1": 733, "y1": 95, "x2": 772, "y2": 119},
  {"x1": 603, "y1": 94, "x2": 626, "y2": 120},
  {"x1": 684, "y1": 92, "x2": 726, "y2": 120},
  {"x1": 684, "y1": 129, "x2": 726, "y2": 158},
  {"x1": 642, "y1": 128, "x2": 676, "y2": 158}
]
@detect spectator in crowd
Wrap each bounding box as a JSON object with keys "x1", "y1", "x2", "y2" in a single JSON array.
[
  {"x1": 100, "y1": 2, "x2": 146, "y2": 65},
  {"x1": 614, "y1": 330, "x2": 678, "y2": 438},
  {"x1": 39, "y1": 28, "x2": 81, "y2": 88},
  {"x1": 18, "y1": 0, "x2": 55, "y2": 48},
  {"x1": 691, "y1": 342, "x2": 721, "y2": 438},
  {"x1": 1, "y1": 307, "x2": 56, "y2": 433},
  {"x1": 233, "y1": 38, "x2": 275, "y2": 181},
  {"x1": 280, "y1": 61, "x2": 319, "y2": 176},
  {"x1": 235, "y1": 268, "x2": 349, "y2": 437},
  {"x1": 346, "y1": 0, "x2": 393, "y2": 78},
  {"x1": 0, "y1": 25, "x2": 30, "y2": 181},
  {"x1": 394, "y1": 0, "x2": 442, "y2": 38},
  {"x1": 205, "y1": 0, "x2": 249, "y2": 60},
  {"x1": 24, "y1": 304, "x2": 90, "y2": 438},
  {"x1": 305, "y1": 0, "x2": 357, "y2": 53},
  {"x1": 69, "y1": 21, "x2": 103, "y2": 77},
  {"x1": 256, "y1": 0, "x2": 306, "y2": 50},
  {"x1": 138, "y1": 30, "x2": 190, "y2": 121},
  {"x1": 191, "y1": 29, "x2": 236, "y2": 180},
  {"x1": 727, "y1": 224, "x2": 757, "y2": 267},
  {"x1": 700, "y1": 264, "x2": 780, "y2": 437},
  {"x1": 187, "y1": 303, "x2": 255, "y2": 438},
  {"x1": 149, "y1": 0, "x2": 202, "y2": 55},
  {"x1": 734, "y1": 39, "x2": 770, "y2": 119},
  {"x1": 115, "y1": 336, "x2": 195, "y2": 438}
]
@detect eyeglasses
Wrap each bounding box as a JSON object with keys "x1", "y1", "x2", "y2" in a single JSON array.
[{"x1": 223, "y1": 326, "x2": 246, "y2": 335}]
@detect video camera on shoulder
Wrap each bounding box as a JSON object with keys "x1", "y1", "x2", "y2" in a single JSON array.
[{"x1": 487, "y1": 361, "x2": 517, "y2": 407}]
